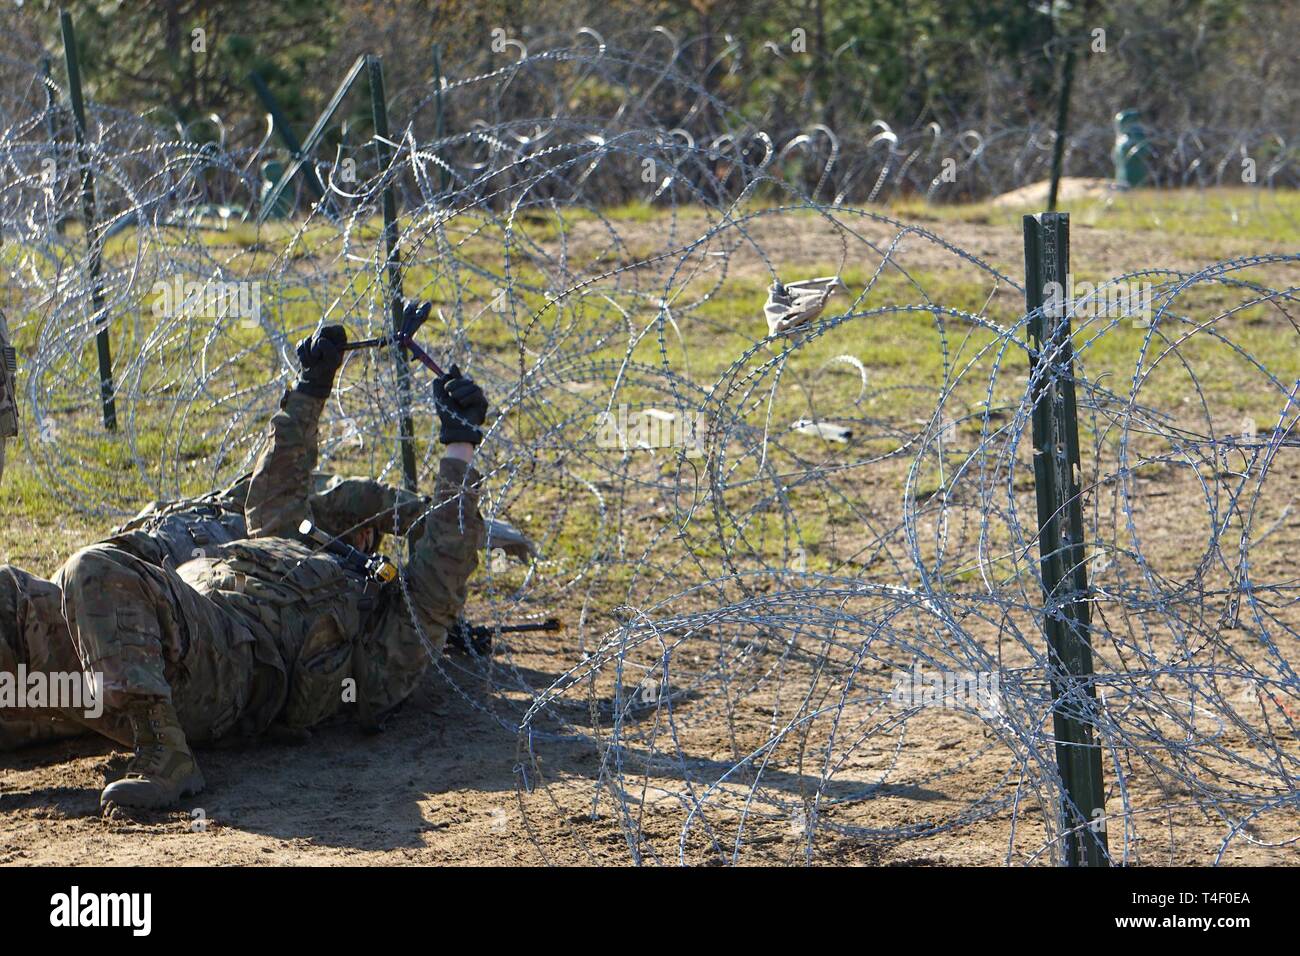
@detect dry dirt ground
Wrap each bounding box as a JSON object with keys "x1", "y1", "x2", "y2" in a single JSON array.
[
  {"x1": 4, "y1": 449, "x2": 1294, "y2": 867},
  {"x1": 2, "y1": 202, "x2": 1296, "y2": 867},
  {"x1": 3, "y1": 539, "x2": 1294, "y2": 868}
]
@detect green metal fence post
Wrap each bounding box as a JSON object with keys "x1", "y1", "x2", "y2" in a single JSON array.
[
  {"x1": 367, "y1": 55, "x2": 418, "y2": 492},
  {"x1": 1046, "y1": 48, "x2": 1076, "y2": 212},
  {"x1": 254, "y1": 55, "x2": 367, "y2": 225},
  {"x1": 60, "y1": 9, "x2": 116, "y2": 431},
  {"x1": 1023, "y1": 212, "x2": 1109, "y2": 866}
]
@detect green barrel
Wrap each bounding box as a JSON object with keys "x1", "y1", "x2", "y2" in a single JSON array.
[
  {"x1": 1112, "y1": 109, "x2": 1149, "y2": 188},
  {"x1": 259, "y1": 160, "x2": 294, "y2": 219}
]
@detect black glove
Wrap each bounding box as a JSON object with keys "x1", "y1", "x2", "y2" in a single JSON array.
[
  {"x1": 294, "y1": 325, "x2": 347, "y2": 398},
  {"x1": 434, "y1": 364, "x2": 488, "y2": 446}
]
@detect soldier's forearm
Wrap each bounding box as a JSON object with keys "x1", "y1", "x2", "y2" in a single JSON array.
[
  {"x1": 350, "y1": 459, "x2": 482, "y2": 732},
  {"x1": 420, "y1": 457, "x2": 484, "y2": 558},
  {"x1": 400, "y1": 456, "x2": 484, "y2": 633},
  {"x1": 394, "y1": 447, "x2": 474, "y2": 545},
  {"x1": 245, "y1": 388, "x2": 324, "y2": 538}
]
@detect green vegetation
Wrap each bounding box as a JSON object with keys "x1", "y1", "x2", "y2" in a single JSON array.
[
  {"x1": 9, "y1": 0, "x2": 1289, "y2": 161},
  {"x1": 2, "y1": 188, "x2": 1296, "y2": 586},
  {"x1": 896, "y1": 187, "x2": 1300, "y2": 244}
]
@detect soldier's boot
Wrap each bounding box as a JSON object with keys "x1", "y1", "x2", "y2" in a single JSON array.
[{"x1": 100, "y1": 698, "x2": 204, "y2": 810}]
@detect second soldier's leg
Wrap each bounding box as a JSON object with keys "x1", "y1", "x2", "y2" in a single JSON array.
[{"x1": 0, "y1": 565, "x2": 130, "y2": 751}]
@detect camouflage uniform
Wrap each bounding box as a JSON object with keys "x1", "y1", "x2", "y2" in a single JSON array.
[
  {"x1": 0, "y1": 414, "x2": 480, "y2": 750},
  {"x1": 0, "y1": 310, "x2": 17, "y2": 483},
  {"x1": 107, "y1": 470, "x2": 432, "y2": 570},
  {"x1": 0, "y1": 565, "x2": 133, "y2": 748},
  {"x1": 54, "y1": 388, "x2": 482, "y2": 754}
]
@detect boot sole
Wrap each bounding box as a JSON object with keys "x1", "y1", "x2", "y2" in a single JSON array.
[{"x1": 100, "y1": 768, "x2": 206, "y2": 811}]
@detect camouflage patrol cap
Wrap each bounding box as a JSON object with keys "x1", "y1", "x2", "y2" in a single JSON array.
[
  {"x1": 310, "y1": 474, "x2": 421, "y2": 541},
  {"x1": 311, "y1": 475, "x2": 537, "y2": 560}
]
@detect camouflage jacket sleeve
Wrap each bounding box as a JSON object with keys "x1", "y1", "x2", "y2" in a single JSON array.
[
  {"x1": 354, "y1": 456, "x2": 484, "y2": 729},
  {"x1": 245, "y1": 388, "x2": 324, "y2": 538}
]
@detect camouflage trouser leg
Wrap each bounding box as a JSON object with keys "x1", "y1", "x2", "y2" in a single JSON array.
[
  {"x1": 0, "y1": 565, "x2": 131, "y2": 749},
  {"x1": 57, "y1": 545, "x2": 260, "y2": 745}
]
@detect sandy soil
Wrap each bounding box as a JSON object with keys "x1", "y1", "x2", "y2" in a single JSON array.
[{"x1": 4, "y1": 447, "x2": 1294, "y2": 867}]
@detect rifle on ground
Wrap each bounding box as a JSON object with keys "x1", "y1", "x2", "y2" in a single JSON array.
[{"x1": 446, "y1": 617, "x2": 562, "y2": 656}]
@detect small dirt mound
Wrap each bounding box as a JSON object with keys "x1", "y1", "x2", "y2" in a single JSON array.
[{"x1": 991, "y1": 177, "x2": 1117, "y2": 208}]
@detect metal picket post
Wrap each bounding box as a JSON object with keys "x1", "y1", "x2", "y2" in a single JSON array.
[
  {"x1": 1023, "y1": 212, "x2": 1110, "y2": 866},
  {"x1": 367, "y1": 55, "x2": 418, "y2": 492},
  {"x1": 60, "y1": 10, "x2": 116, "y2": 431}
]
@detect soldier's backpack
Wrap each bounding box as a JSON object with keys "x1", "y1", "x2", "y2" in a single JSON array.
[{"x1": 115, "y1": 499, "x2": 249, "y2": 568}]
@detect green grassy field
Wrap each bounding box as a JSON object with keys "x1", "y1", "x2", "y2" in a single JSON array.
[{"x1": 1, "y1": 187, "x2": 1296, "y2": 581}]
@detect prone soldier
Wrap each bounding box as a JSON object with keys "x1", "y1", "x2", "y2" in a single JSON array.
[
  {"x1": 4, "y1": 321, "x2": 492, "y2": 810},
  {"x1": 1, "y1": 468, "x2": 531, "y2": 751}
]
